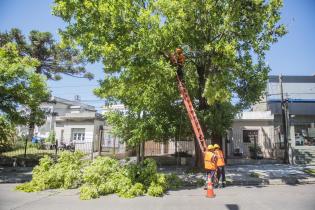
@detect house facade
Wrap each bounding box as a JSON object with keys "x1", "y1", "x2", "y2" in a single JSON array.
[
  {"x1": 27, "y1": 97, "x2": 104, "y2": 153},
  {"x1": 228, "y1": 111, "x2": 281, "y2": 159},
  {"x1": 229, "y1": 75, "x2": 315, "y2": 164}
]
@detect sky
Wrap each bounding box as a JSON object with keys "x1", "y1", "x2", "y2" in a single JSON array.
[{"x1": 0, "y1": 0, "x2": 315, "y2": 111}]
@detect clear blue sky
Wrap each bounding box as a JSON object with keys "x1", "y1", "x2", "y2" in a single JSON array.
[{"x1": 1, "y1": 0, "x2": 315, "y2": 110}]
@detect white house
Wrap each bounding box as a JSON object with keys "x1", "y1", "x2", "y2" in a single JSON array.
[
  {"x1": 228, "y1": 111, "x2": 280, "y2": 159},
  {"x1": 29, "y1": 96, "x2": 104, "y2": 153}
]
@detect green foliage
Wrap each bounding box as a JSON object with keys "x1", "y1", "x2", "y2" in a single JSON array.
[
  {"x1": 165, "y1": 173, "x2": 183, "y2": 190},
  {"x1": 0, "y1": 116, "x2": 16, "y2": 152},
  {"x1": 81, "y1": 157, "x2": 168, "y2": 199},
  {"x1": 0, "y1": 28, "x2": 93, "y2": 81},
  {"x1": 303, "y1": 169, "x2": 315, "y2": 176},
  {"x1": 195, "y1": 178, "x2": 206, "y2": 187},
  {"x1": 0, "y1": 43, "x2": 50, "y2": 125},
  {"x1": 16, "y1": 155, "x2": 183, "y2": 200},
  {"x1": 16, "y1": 155, "x2": 54, "y2": 192},
  {"x1": 16, "y1": 151, "x2": 85, "y2": 192},
  {"x1": 45, "y1": 131, "x2": 56, "y2": 144},
  {"x1": 0, "y1": 28, "x2": 93, "y2": 142},
  {"x1": 147, "y1": 182, "x2": 164, "y2": 197},
  {"x1": 50, "y1": 151, "x2": 85, "y2": 189},
  {"x1": 82, "y1": 156, "x2": 120, "y2": 186},
  {"x1": 138, "y1": 158, "x2": 159, "y2": 187},
  {"x1": 79, "y1": 184, "x2": 99, "y2": 200},
  {"x1": 53, "y1": 0, "x2": 287, "y2": 144}
]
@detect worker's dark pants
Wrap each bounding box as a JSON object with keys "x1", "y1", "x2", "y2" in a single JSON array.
[
  {"x1": 217, "y1": 166, "x2": 226, "y2": 184},
  {"x1": 205, "y1": 170, "x2": 216, "y2": 184}
]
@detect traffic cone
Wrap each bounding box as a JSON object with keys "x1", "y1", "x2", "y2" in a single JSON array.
[{"x1": 206, "y1": 180, "x2": 216, "y2": 198}]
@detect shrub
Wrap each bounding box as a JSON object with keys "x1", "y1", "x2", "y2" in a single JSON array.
[
  {"x1": 147, "y1": 182, "x2": 164, "y2": 197},
  {"x1": 16, "y1": 155, "x2": 54, "y2": 192},
  {"x1": 165, "y1": 173, "x2": 183, "y2": 190},
  {"x1": 16, "y1": 155, "x2": 183, "y2": 200},
  {"x1": 0, "y1": 116, "x2": 16, "y2": 152},
  {"x1": 80, "y1": 184, "x2": 99, "y2": 200},
  {"x1": 16, "y1": 151, "x2": 85, "y2": 192},
  {"x1": 45, "y1": 131, "x2": 56, "y2": 144}
]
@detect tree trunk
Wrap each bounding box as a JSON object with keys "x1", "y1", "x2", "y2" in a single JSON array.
[
  {"x1": 136, "y1": 143, "x2": 140, "y2": 164},
  {"x1": 27, "y1": 122, "x2": 35, "y2": 142},
  {"x1": 211, "y1": 132, "x2": 222, "y2": 147},
  {"x1": 24, "y1": 123, "x2": 35, "y2": 157},
  {"x1": 193, "y1": 137, "x2": 204, "y2": 168},
  {"x1": 193, "y1": 65, "x2": 208, "y2": 169},
  {"x1": 141, "y1": 141, "x2": 145, "y2": 163},
  {"x1": 196, "y1": 66, "x2": 207, "y2": 110}
]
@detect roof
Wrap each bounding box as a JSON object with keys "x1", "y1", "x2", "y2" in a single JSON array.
[
  {"x1": 51, "y1": 96, "x2": 96, "y2": 111},
  {"x1": 234, "y1": 111, "x2": 274, "y2": 122},
  {"x1": 56, "y1": 112, "x2": 104, "y2": 121},
  {"x1": 269, "y1": 75, "x2": 315, "y2": 83}
]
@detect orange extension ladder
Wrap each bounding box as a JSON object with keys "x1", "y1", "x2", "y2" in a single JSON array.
[{"x1": 175, "y1": 74, "x2": 208, "y2": 154}]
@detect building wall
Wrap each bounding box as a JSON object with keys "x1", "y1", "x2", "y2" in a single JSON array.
[
  {"x1": 102, "y1": 124, "x2": 126, "y2": 153},
  {"x1": 230, "y1": 120, "x2": 276, "y2": 158},
  {"x1": 55, "y1": 120, "x2": 95, "y2": 152},
  {"x1": 93, "y1": 119, "x2": 105, "y2": 152}
]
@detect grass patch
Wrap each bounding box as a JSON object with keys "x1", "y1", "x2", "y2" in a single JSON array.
[
  {"x1": 0, "y1": 148, "x2": 56, "y2": 165},
  {"x1": 1, "y1": 148, "x2": 55, "y2": 157},
  {"x1": 303, "y1": 169, "x2": 315, "y2": 176}
]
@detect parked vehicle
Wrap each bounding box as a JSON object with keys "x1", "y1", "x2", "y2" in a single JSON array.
[{"x1": 58, "y1": 142, "x2": 75, "y2": 152}]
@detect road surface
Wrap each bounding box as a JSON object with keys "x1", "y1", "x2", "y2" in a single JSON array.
[{"x1": 0, "y1": 184, "x2": 314, "y2": 210}]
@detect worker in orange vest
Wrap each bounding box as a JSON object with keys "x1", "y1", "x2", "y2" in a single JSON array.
[
  {"x1": 204, "y1": 144, "x2": 217, "y2": 189},
  {"x1": 214, "y1": 144, "x2": 226, "y2": 188}
]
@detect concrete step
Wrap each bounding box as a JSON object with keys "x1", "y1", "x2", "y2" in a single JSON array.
[
  {"x1": 294, "y1": 148, "x2": 315, "y2": 165},
  {"x1": 295, "y1": 161, "x2": 315, "y2": 166}
]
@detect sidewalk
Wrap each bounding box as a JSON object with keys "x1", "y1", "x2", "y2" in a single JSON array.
[
  {"x1": 1, "y1": 164, "x2": 315, "y2": 185},
  {"x1": 0, "y1": 166, "x2": 33, "y2": 183},
  {"x1": 225, "y1": 164, "x2": 315, "y2": 185},
  {"x1": 160, "y1": 164, "x2": 315, "y2": 186}
]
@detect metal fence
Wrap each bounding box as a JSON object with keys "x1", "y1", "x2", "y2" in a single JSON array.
[
  {"x1": 0, "y1": 138, "x2": 94, "y2": 160},
  {"x1": 0, "y1": 137, "x2": 199, "y2": 167},
  {"x1": 144, "y1": 140, "x2": 195, "y2": 157}
]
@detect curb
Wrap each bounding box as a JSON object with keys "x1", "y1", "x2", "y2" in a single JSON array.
[
  {"x1": 227, "y1": 177, "x2": 315, "y2": 186},
  {"x1": 0, "y1": 178, "x2": 31, "y2": 184}
]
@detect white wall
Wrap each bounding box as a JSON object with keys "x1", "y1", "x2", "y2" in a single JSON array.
[
  {"x1": 231, "y1": 120, "x2": 275, "y2": 158},
  {"x1": 55, "y1": 120, "x2": 95, "y2": 153}
]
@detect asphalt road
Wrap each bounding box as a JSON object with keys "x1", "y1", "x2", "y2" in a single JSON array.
[{"x1": 1, "y1": 184, "x2": 314, "y2": 210}]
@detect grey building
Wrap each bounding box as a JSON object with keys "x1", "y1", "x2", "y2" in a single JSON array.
[{"x1": 252, "y1": 75, "x2": 315, "y2": 164}]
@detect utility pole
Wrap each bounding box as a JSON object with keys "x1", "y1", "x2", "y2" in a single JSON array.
[{"x1": 280, "y1": 75, "x2": 289, "y2": 164}]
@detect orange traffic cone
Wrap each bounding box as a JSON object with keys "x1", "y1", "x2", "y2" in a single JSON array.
[{"x1": 206, "y1": 180, "x2": 216, "y2": 198}]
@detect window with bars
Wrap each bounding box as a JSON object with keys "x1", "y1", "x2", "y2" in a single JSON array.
[
  {"x1": 243, "y1": 130, "x2": 258, "y2": 143},
  {"x1": 71, "y1": 128, "x2": 85, "y2": 141}
]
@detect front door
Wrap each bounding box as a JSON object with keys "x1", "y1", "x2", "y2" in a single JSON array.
[{"x1": 243, "y1": 130, "x2": 259, "y2": 159}]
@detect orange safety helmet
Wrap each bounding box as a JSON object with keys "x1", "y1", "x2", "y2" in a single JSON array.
[
  {"x1": 207, "y1": 145, "x2": 214, "y2": 150},
  {"x1": 176, "y1": 47, "x2": 183, "y2": 54}
]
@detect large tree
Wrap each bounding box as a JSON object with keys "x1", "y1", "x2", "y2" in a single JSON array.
[
  {"x1": 53, "y1": 0, "x2": 286, "y2": 166},
  {"x1": 0, "y1": 43, "x2": 50, "y2": 150},
  {"x1": 0, "y1": 28, "x2": 94, "y2": 140}
]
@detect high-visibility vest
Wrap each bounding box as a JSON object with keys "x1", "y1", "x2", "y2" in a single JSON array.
[
  {"x1": 204, "y1": 152, "x2": 217, "y2": 170},
  {"x1": 215, "y1": 149, "x2": 225, "y2": 167}
]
